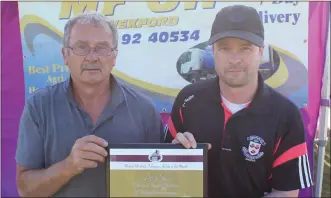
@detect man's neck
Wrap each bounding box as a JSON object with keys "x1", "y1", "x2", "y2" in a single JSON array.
[
  {"x1": 219, "y1": 77, "x2": 258, "y2": 104},
  {"x1": 71, "y1": 78, "x2": 111, "y2": 109}
]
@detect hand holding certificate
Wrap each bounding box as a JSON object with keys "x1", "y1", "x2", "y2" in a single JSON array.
[
  {"x1": 172, "y1": 132, "x2": 212, "y2": 150},
  {"x1": 105, "y1": 143, "x2": 208, "y2": 197}
]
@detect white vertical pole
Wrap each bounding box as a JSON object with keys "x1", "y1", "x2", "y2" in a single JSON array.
[{"x1": 314, "y1": 8, "x2": 330, "y2": 197}]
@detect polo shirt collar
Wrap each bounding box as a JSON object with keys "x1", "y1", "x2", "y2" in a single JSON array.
[
  {"x1": 207, "y1": 73, "x2": 271, "y2": 115},
  {"x1": 64, "y1": 75, "x2": 125, "y2": 108},
  {"x1": 245, "y1": 73, "x2": 272, "y2": 114}
]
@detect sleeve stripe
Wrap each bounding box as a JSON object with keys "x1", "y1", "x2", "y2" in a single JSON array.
[
  {"x1": 304, "y1": 154, "x2": 313, "y2": 186},
  {"x1": 298, "y1": 155, "x2": 305, "y2": 188},
  {"x1": 306, "y1": 154, "x2": 313, "y2": 185},
  {"x1": 273, "y1": 137, "x2": 282, "y2": 155},
  {"x1": 273, "y1": 142, "x2": 307, "y2": 168},
  {"x1": 165, "y1": 106, "x2": 184, "y2": 140},
  {"x1": 167, "y1": 117, "x2": 177, "y2": 138},
  {"x1": 298, "y1": 157, "x2": 305, "y2": 188},
  {"x1": 179, "y1": 107, "x2": 184, "y2": 123},
  {"x1": 163, "y1": 124, "x2": 169, "y2": 140},
  {"x1": 302, "y1": 155, "x2": 310, "y2": 188},
  {"x1": 299, "y1": 154, "x2": 313, "y2": 188}
]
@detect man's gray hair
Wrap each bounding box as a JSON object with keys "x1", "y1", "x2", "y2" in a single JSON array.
[{"x1": 63, "y1": 11, "x2": 118, "y2": 48}]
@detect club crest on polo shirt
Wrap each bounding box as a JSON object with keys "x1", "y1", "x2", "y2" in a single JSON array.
[{"x1": 242, "y1": 135, "x2": 266, "y2": 162}]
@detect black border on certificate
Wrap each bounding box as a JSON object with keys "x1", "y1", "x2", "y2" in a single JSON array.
[{"x1": 105, "y1": 143, "x2": 208, "y2": 197}]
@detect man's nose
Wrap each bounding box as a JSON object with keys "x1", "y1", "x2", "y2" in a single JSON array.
[
  {"x1": 85, "y1": 49, "x2": 98, "y2": 61},
  {"x1": 228, "y1": 53, "x2": 241, "y2": 64}
]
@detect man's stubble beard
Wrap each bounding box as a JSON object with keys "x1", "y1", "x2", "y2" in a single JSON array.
[{"x1": 220, "y1": 70, "x2": 252, "y2": 88}]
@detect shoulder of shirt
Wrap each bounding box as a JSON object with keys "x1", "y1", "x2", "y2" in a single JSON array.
[
  {"x1": 26, "y1": 80, "x2": 66, "y2": 106},
  {"x1": 117, "y1": 80, "x2": 157, "y2": 111},
  {"x1": 176, "y1": 78, "x2": 216, "y2": 100},
  {"x1": 265, "y1": 84, "x2": 301, "y2": 117}
]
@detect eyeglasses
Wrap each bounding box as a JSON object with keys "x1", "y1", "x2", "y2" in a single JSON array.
[{"x1": 67, "y1": 45, "x2": 117, "y2": 56}]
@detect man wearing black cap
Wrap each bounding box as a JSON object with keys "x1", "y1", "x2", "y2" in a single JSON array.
[{"x1": 165, "y1": 5, "x2": 312, "y2": 198}]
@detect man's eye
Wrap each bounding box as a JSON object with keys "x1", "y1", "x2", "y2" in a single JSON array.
[
  {"x1": 75, "y1": 45, "x2": 88, "y2": 50},
  {"x1": 96, "y1": 46, "x2": 108, "y2": 50},
  {"x1": 218, "y1": 47, "x2": 229, "y2": 50},
  {"x1": 79, "y1": 45, "x2": 88, "y2": 49},
  {"x1": 241, "y1": 47, "x2": 252, "y2": 51},
  {"x1": 95, "y1": 46, "x2": 110, "y2": 53}
]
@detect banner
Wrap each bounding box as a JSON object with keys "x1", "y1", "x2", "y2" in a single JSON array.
[
  {"x1": 1, "y1": 1, "x2": 329, "y2": 197},
  {"x1": 1, "y1": 1, "x2": 26, "y2": 196},
  {"x1": 19, "y1": 2, "x2": 309, "y2": 112}
]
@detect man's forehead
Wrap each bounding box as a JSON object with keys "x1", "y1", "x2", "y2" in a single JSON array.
[
  {"x1": 69, "y1": 23, "x2": 113, "y2": 44},
  {"x1": 71, "y1": 23, "x2": 112, "y2": 35},
  {"x1": 72, "y1": 40, "x2": 111, "y2": 45}
]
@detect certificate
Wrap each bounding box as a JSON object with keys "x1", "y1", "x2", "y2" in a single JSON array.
[{"x1": 105, "y1": 143, "x2": 208, "y2": 197}]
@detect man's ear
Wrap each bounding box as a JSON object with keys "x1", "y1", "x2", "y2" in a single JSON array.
[
  {"x1": 212, "y1": 44, "x2": 216, "y2": 55},
  {"x1": 259, "y1": 46, "x2": 264, "y2": 57},
  {"x1": 62, "y1": 48, "x2": 69, "y2": 65},
  {"x1": 111, "y1": 49, "x2": 118, "y2": 66},
  {"x1": 113, "y1": 49, "x2": 118, "y2": 57}
]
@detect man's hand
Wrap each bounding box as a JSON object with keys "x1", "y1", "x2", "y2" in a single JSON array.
[
  {"x1": 263, "y1": 189, "x2": 299, "y2": 197},
  {"x1": 172, "y1": 132, "x2": 211, "y2": 150},
  {"x1": 65, "y1": 135, "x2": 108, "y2": 175},
  {"x1": 16, "y1": 135, "x2": 109, "y2": 197}
]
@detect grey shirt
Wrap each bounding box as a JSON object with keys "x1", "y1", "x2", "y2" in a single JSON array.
[{"x1": 16, "y1": 76, "x2": 164, "y2": 197}]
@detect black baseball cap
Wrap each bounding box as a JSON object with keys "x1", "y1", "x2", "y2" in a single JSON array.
[{"x1": 208, "y1": 5, "x2": 264, "y2": 47}]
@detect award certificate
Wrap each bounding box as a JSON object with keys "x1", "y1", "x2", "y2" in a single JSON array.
[{"x1": 105, "y1": 143, "x2": 208, "y2": 197}]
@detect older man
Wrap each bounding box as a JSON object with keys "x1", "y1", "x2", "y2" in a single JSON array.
[
  {"x1": 165, "y1": 5, "x2": 313, "y2": 198},
  {"x1": 16, "y1": 12, "x2": 164, "y2": 197}
]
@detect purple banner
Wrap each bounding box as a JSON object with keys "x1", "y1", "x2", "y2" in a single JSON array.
[
  {"x1": 299, "y1": 2, "x2": 330, "y2": 197},
  {"x1": 1, "y1": 2, "x2": 330, "y2": 197},
  {"x1": 1, "y1": 1, "x2": 25, "y2": 197}
]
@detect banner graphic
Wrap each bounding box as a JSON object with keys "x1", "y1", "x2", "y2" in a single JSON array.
[{"x1": 18, "y1": 2, "x2": 309, "y2": 112}]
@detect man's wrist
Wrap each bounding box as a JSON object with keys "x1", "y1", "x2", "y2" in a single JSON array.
[{"x1": 60, "y1": 157, "x2": 79, "y2": 178}]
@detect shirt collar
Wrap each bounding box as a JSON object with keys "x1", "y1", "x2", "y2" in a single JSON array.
[
  {"x1": 245, "y1": 73, "x2": 272, "y2": 114},
  {"x1": 207, "y1": 73, "x2": 272, "y2": 115},
  {"x1": 64, "y1": 75, "x2": 125, "y2": 108}
]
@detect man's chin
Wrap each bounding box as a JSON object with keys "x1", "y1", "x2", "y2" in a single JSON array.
[
  {"x1": 226, "y1": 83, "x2": 246, "y2": 88},
  {"x1": 80, "y1": 77, "x2": 107, "y2": 85},
  {"x1": 224, "y1": 79, "x2": 247, "y2": 88},
  {"x1": 83, "y1": 69, "x2": 102, "y2": 75}
]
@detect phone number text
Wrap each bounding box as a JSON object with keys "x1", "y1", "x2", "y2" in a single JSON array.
[{"x1": 121, "y1": 30, "x2": 200, "y2": 45}]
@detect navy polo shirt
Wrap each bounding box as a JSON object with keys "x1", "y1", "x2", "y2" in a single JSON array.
[
  {"x1": 16, "y1": 76, "x2": 164, "y2": 197},
  {"x1": 164, "y1": 74, "x2": 313, "y2": 197}
]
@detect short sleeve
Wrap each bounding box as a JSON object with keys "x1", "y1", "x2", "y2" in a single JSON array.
[
  {"x1": 164, "y1": 92, "x2": 185, "y2": 143},
  {"x1": 15, "y1": 101, "x2": 45, "y2": 169},
  {"x1": 271, "y1": 106, "x2": 313, "y2": 191}
]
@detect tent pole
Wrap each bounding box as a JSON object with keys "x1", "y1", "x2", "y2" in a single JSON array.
[{"x1": 314, "y1": 9, "x2": 330, "y2": 197}]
